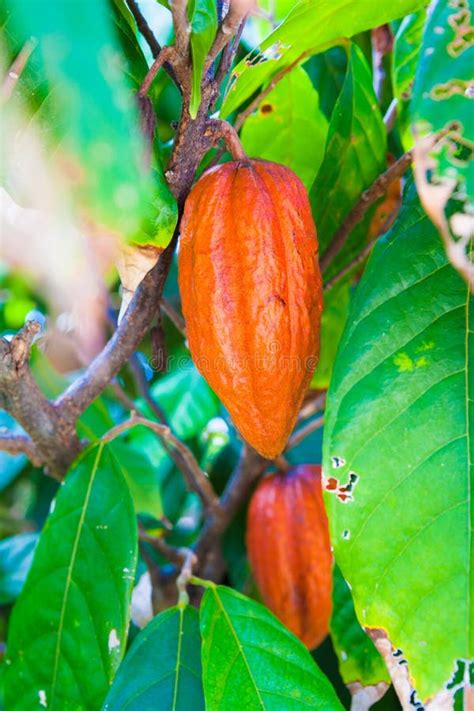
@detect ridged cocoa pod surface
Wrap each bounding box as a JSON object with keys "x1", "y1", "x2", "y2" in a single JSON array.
[
  {"x1": 178, "y1": 159, "x2": 323, "y2": 458},
  {"x1": 246, "y1": 464, "x2": 333, "y2": 649}
]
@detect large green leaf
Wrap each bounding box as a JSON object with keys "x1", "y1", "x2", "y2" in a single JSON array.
[
  {"x1": 189, "y1": 0, "x2": 218, "y2": 118},
  {"x1": 2, "y1": 0, "x2": 158, "y2": 243},
  {"x1": 310, "y1": 44, "x2": 386, "y2": 277},
  {"x1": 200, "y1": 584, "x2": 343, "y2": 710},
  {"x1": 241, "y1": 66, "x2": 328, "y2": 189},
  {"x1": 392, "y1": 10, "x2": 426, "y2": 149},
  {"x1": 104, "y1": 605, "x2": 204, "y2": 710},
  {"x1": 5, "y1": 442, "x2": 137, "y2": 710},
  {"x1": 330, "y1": 566, "x2": 389, "y2": 694},
  {"x1": 221, "y1": 0, "x2": 424, "y2": 117},
  {"x1": 323, "y1": 181, "x2": 473, "y2": 703}
]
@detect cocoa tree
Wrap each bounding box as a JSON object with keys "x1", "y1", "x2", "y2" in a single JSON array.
[{"x1": 0, "y1": 0, "x2": 472, "y2": 709}]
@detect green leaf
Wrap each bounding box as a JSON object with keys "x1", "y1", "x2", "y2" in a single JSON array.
[
  {"x1": 241, "y1": 66, "x2": 328, "y2": 189},
  {"x1": 0, "y1": 533, "x2": 38, "y2": 605},
  {"x1": 322, "y1": 181, "x2": 473, "y2": 703},
  {"x1": 411, "y1": 0, "x2": 474, "y2": 202},
  {"x1": 200, "y1": 585, "x2": 344, "y2": 710},
  {"x1": 312, "y1": 281, "x2": 350, "y2": 389},
  {"x1": 392, "y1": 10, "x2": 426, "y2": 149},
  {"x1": 304, "y1": 46, "x2": 348, "y2": 121},
  {"x1": 104, "y1": 605, "x2": 204, "y2": 711},
  {"x1": 221, "y1": 0, "x2": 425, "y2": 117},
  {"x1": 4, "y1": 0, "x2": 155, "y2": 242},
  {"x1": 5, "y1": 442, "x2": 138, "y2": 710},
  {"x1": 310, "y1": 44, "x2": 386, "y2": 278},
  {"x1": 189, "y1": 0, "x2": 218, "y2": 119},
  {"x1": 109, "y1": 440, "x2": 164, "y2": 519},
  {"x1": 330, "y1": 566, "x2": 390, "y2": 690},
  {"x1": 147, "y1": 364, "x2": 221, "y2": 440}
]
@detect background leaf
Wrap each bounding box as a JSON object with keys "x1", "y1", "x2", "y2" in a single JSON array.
[
  {"x1": 5, "y1": 442, "x2": 138, "y2": 710},
  {"x1": 189, "y1": 0, "x2": 218, "y2": 118},
  {"x1": 312, "y1": 281, "x2": 350, "y2": 389},
  {"x1": 241, "y1": 66, "x2": 328, "y2": 189},
  {"x1": 3, "y1": 0, "x2": 156, "y2": 242},
  {"x1": 104, "y1": 605, "x2": 204, "y2": 711},
  {"x1": 200, "y1": 585, "x2": 344, "y2": 710},
  {"x1": 221, "y1": 0, "x2": 424, "y2": 117},
  {"x1": 411, "y1": 0, "x2": 474, "y2": 200},
  {"x1": 304, "y1": 46, "x2": 348, "y2": 121},
  {"x1": 323, "y1": 181, "x2": 473, "y2": 703},
  {"x1": 330, "y1": 566, "x2": 390, "y2": 692},
  {"x1": 310, "y1": 43, "x2": 386, "y2": 278},
  {"x1": 392, "y1": 10, "x2": 426, "y2": 149}
]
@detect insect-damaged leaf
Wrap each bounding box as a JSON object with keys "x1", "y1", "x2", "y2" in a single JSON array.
[
  {"x1": 323, "y1": 180, "x2": 473, "y2": 705},
  {"x1": 220, "y1": 0, "x2": 425, "y2": 117}
]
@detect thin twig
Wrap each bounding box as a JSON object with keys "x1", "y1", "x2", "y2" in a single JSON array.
[
  {"x1": 138, "y1": 46, "x2": 175, "y2": 97},
  {"x1": 298, "y1": 390, "x2": 327, "y2": 421},
  {"x1": 160, "y1": 299, "x2": 186, "y2": 337},
  {"x1": 384, "y1": 98, "x2": 398, "y2": 131},
  {"x1": 139, "y1": 527, "x2": 190, "y2": 567},
  {"x1": 371, "y1": 25, "x2": 393, "y2": 103},
  {"x1": 1, "y1": 39, "x2": 36, "y2": 103},
  {"x1": 129, "y1": 354, "x2": 168, "y2": 423},
  {"x1": 214, "y1": 16, "x2": 247, "y2": 88},
  {"x1": 205, "y1": 1, "x2": 252, "y2": 72},
  {"x1": 0, "y1": 433, "x2": 42, "y2": 466},
  {"x1": 103, "y1": 414, "x2": 220, "y2": 511},
  {"x1": 194, "y1": 446, "x2": 266, "y2": 561},
  {"x1": 285, "y1": 415, "x2": 324, "y2": 451},
  {"x1": 320, "y1": 150, "x2": 414, "y2": 272},
  {"x1": 323, "y1": 232, "x2": 383, "y2": 293},
  {"x1": 125, "y1": 0, "x2": 161, "y2": 58}
]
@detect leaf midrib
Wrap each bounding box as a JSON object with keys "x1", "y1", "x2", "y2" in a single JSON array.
[
  {"x1": 50, "y1": 443, "x2": 104, "y2": 709},
  {"x1": 212, "y1": 589, "x2": 265, "y2": 709}
]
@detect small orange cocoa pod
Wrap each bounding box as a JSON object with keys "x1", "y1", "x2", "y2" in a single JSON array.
[
  {"x1": 178, "y1": 159, "x2": 323, "y2": 458},
  {"x1": 246, "y1": 464, "x2": 333, "y2": 649}
]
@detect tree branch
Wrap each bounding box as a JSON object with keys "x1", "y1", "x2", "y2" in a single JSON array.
[
  {"x1": 194, "y1": 445, "x2": 266, "y2": 563},
  {"x1": 0, "y1": 322, "x2": 81, "y2": 477},
  {"x1": 56, "y1": 235, "x2": 177, "y2": 425},
  {"x1": 320, "y1": 150, "x2": 414, "y2": 272},
  {"x1": 0, "y1": 433, "x2": 42, "y2": 466}
]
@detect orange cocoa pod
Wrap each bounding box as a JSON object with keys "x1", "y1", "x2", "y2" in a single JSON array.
[
  {"x1": 178, "y1": 159, "x2": 323, "y2": 459},
  {"x1": 246, "y1": 464, "x2": 333, "y2": 649}
]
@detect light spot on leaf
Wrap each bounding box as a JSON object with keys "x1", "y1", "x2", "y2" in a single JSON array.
[
  {"x1": 108, "y1": 629, "x2": 120, "y2": 653},
  {"x1": 38, "y1": 690, "x2": 47, "y2": 707}
]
